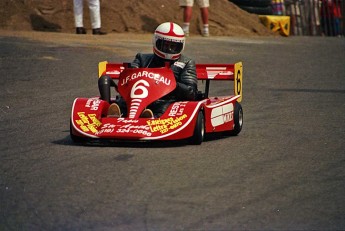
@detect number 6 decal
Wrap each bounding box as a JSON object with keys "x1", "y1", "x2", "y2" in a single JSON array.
[
  {"x1": 131, "y1": 80, "x2": 149, "y2": 98},
  {"x1": 234, "y1": 62, "x2": 243, "y2": 102}
]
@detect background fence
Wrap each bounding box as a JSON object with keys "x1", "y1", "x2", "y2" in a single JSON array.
[{"x1": 282, "y1": 0, "x2": 344, "y2": 36}]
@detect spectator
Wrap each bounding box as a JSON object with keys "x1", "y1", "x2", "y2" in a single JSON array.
[
  {"x1": 320, "y1": 0, "x2": 342, "y2": 36},
  {"x1": 73, "y1": 0, "x2": 106, "y2": 35},
  {"x1": 179, "y1": 0, "x2": 210, "y2": 36},
  {"x1": 272, "y1": 0, "x2": 285, "y2": 15},
  {"x1": 333, "y1": 0, "x2": 342, "y2": 36}
]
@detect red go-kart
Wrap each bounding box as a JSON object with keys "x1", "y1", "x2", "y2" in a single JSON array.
[{"x1": 70, "y1": 61, "x2": 243, "y2": 145}]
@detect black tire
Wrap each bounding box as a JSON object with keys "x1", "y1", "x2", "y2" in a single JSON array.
[
  {"x1": 189, "y1": 111, "x2": 205, "y2": 145},
  {"x1": 224, "y1": 102, "x2": 243, "y2": 136},
  {"x1": 229, "y1": 0, "x2": 272, "y2": 7},
  {"x1": 238, "y1": 5, "x2": 273, "y2": 15},
  {"x1": 70, "y1": 121, "x2": 85, "y2": 143}
]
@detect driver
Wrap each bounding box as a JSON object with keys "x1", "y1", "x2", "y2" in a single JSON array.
[{"x1": 98, "y1": 22, "x2": 197, "y2": 118}]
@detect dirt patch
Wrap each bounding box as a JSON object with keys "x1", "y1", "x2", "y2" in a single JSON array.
[{"x1": 0, "y1": 0, "x2": 274, "y2": 36}]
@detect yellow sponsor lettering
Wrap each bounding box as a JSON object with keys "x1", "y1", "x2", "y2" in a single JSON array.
[
  {"x1": 147, "y1": 114, "x2": 187, "y2": 134},
  {"x1": 89, "y1": 114, "x2": 102, "y2": 127},
  {"x1": 87, "y1": 124, "x2": 98, "y2": 133},
  {"x1": 80, "y1": 125, "x2": 89, "y2": 132},
  {"x1": 75, "y1": 112, "x2": 102, "y2": 134}
]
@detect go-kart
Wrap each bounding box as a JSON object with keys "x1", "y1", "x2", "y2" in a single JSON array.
[{"x1": 70, "y1": 61, "x2": 243, "y2": 145}]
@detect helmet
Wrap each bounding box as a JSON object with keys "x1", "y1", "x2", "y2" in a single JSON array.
[{"x1": 153, "y1": 22, "x2": 185, "y2": 60}]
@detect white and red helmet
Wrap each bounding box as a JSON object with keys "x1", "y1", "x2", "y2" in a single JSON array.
[{"x1": 153, "y1": 22, "x2": 185, "y2": 60}]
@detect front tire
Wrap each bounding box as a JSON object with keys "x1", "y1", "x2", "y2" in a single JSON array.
[
  {"x1": 189, "y1": 111, "x2": 205, "y2": 145},
  {"x1": 70, "y1": 121, "x2": 85, "y2": 143}
]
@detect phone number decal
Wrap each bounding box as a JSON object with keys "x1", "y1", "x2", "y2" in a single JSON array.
[{"x1": 146, "y1": 114, "x2": 187, "y2": 134}]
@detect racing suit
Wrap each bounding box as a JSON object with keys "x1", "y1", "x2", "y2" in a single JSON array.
[{"x1": 98, "y1": 53, "x2": 198, "y2": 117}]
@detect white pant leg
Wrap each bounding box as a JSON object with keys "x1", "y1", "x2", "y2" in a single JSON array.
[
  {"x1": 73, "y1": 0, "x2": 84, "y2": 27},
  {"x1": 88, "y1": 0, "x2": 101, "y2": 29}
]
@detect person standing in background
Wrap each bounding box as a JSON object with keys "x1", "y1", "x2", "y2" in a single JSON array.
[
  {"x1": 73, "y1": 0, "x2": 107, "y2": 35},
  {"x1": 332, "y1": 0, "x2": 342, "y2": 36},
  {"x1": 320, "y1": 0, "x2": 342, "y2": 36},
  {"x1": 179, "y1": 0, "x2": 210, "y2": 36}
]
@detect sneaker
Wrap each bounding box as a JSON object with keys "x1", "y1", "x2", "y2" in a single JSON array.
[
  {"x1": 140, "y1": 109, "x2": 154, "y2": 118},
  {"x1": 202, "y1": 25, "x2": 209, "y2": 37},
  {"x1": 182, "y1": 23, "x2": 190, "y2": 37},
  {"x1": 76, "y1": 27, "x2": 86, "y2": 34},
  {"x1": 107, "y1": 103, "x2": 121, "y2": 118},
  {"x1": 202, "y1": 29, "x2": 209, "y2": 37},
  {"x1": 92, "y1": 28, "x2": 107, "y2": 35}
]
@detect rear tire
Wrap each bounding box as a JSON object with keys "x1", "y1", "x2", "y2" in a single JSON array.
[
  {"x1": 224, "y1": 102, "x2": 243, "y2": 136},
  {"x1": 189, "y1": 111, "x2": 205, "y2": 145}
]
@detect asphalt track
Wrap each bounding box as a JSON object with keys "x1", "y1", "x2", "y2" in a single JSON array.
[{"x1": 1, "y1": 31, "x2": 345, "y2": 230}]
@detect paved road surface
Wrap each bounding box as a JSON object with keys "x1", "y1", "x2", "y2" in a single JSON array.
[{"x1": 1, "y1": 31, "x2": 345, "y2": 230}]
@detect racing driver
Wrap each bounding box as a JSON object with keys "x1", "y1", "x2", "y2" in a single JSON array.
[{"x1": 98, "y1": 22, "x2": 198, "y2": 118}]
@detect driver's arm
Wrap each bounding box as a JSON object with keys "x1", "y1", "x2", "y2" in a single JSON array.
[{"x1": 173, "y1": 58, "x2": 198, "y2": 101}]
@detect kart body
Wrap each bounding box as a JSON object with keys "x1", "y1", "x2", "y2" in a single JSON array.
[{"x1": 70, "y1": 61, "x2": 243, "y2": 144}]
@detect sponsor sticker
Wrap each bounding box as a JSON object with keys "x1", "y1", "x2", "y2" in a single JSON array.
[
  {"x1": 75, "y1": 112, "x2": 102, "y2": 133},
  {"x1": 146, "y1": 114, "x2": 187, "y2": 134},
  {"x1": 211, "y1": 103, "x2": 234, "y2": 127},
  {"x1": 168, "y1": 102, "x2": 187, "y2": 117},
  {"x1": 120, "y1": 71, "x2": 171, "y2": 86}
]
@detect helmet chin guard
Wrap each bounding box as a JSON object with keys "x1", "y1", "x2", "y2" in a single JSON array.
[{"x1": 153, "y1": 22, "x2": 185, "y2": 60}]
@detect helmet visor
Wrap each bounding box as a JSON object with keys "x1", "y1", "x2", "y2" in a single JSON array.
[{"x1": 156, "y1": 38, "x2": 184, "y2": 54}]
